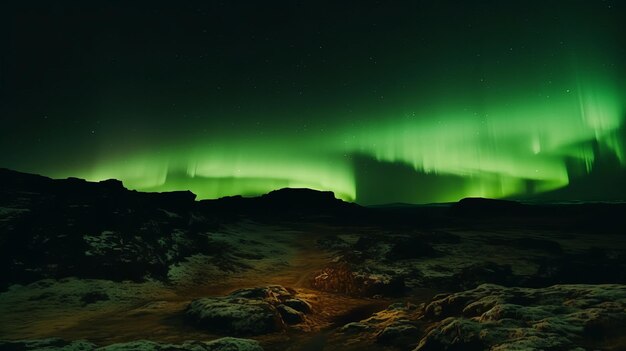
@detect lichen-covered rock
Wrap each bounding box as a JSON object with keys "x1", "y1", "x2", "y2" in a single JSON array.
[
  {"x1": 333, "y1": 284, "x2": 626, "y2": 350},
  {"x1": 201, "y1": 337, "x2": 264, "y2": 351},
  {"x1": 0, "y1": 338, "x2": 95, "y2": 350},
  {"x1": 335, "y1": 302, "x2": 422, "y2": 347},
  {"x1": 375, "y1": 321, "x2": 420, "y2": 344},
  {"x1": 186, "y1": 285, "x2": 312, "y2": 334},
  {"x1": 415, "y1": 283, "x2": 626, "y2": 350},
  {"x1": 98, "y1": 340, "x2": 174, "y2": 351},
  {"x1": 99, "y1": 338, "x2": 263, "y2": 351},
  {"x1": 186, "y1": 297, "x2": 283, "y2": 335},
  {"x1": 0, "y1": 338, "x2": 263, "y2": 351}
]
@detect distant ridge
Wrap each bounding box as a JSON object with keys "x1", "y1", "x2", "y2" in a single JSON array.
[
  {"x1": 0, "y1": 168, "x2": 357, "y2": 215},
  {"x1": 0, "y1": 168, "x2": 196, "y2": 211},
  {"x1": 0, "y1": 168, "x2": 359, "y2": 288},
  {"x1": 1, "y1": 167, "x2": 625, "y2": 290},
  {"x1": 2, "y1": 168, "x2": 625, "y2": 217}
]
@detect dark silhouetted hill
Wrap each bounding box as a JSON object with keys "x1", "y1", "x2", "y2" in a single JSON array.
[{"x1": 1, "y1": 168, "x2": 624, "y2": 290}]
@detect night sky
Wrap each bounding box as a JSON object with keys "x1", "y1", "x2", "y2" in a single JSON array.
[{"x1": 2, "y1": 1, "x2": 625, "y2": 204}]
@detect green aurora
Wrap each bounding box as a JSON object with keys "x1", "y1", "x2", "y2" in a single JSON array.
[{"x1": 2, "y1": 1, "x2": 625, "y2": 204}]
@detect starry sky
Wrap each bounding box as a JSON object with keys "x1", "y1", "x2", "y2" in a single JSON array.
[{"x1": 2, "y1": 1, "x2": 625, "y2": 204}]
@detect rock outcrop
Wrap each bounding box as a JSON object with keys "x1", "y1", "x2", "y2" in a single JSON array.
[
  {"x1": 416, "y1": 283, "x2": 626, "y2": 350},
  {"x1": 186, "y1": 285, "x2": 312, "y2": 335},
  {"x1": 0, "y1": 337, "x2": 263, "y2": 351},
  {"x1": 334, "y1": 283, "x2": 626, "y2": 351},
  {"x1": 337, "y1": 302, "x2": 422, "y2": 347}
]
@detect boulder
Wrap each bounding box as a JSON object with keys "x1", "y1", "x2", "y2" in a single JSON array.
[
  {"x1": 186, "y1": 285, "x2": 312, "y2": 334},
  {"x1": 335, "y1": 302, "x2": 422, "y2": 348},
  {"x1": 186, "y1": 297, "x2": 283, "y2": 335},
  {"x1": 276, "y1": 304, "x2": 305, "y2": 324}
]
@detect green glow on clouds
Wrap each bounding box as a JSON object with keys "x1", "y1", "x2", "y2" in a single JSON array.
[
  {"x1": 339, "y1": 72, "x2": 623, "y2": 201},
  {"x1": 28, "y1": 11, "x2": 624, "y2": 205},
  {"x1": 72, "y1": 67, "x2": 623, "y2": 204}
]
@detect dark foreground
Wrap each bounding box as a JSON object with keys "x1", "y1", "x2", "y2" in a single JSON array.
[{"x1": 1, "y1": 168, "x2": 625, "y2": 350}]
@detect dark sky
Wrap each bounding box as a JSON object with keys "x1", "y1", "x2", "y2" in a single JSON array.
[{"x1": 2, "y1": 1, "x2": 625, "y2": 204}]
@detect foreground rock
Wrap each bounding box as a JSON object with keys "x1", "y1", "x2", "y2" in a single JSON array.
[
  {"x1": 416, "y1": 283, "x2": 626, "y2": 350},
  {"x1": 313, "y1": 225, "x2": 626, "y2": 297},
  {"x1": 0, "y1": 337, "x2": 263, "y2": 351},
  {"x1": 333, "y1": 283, "x2": 626, "y2": 350},
  {"x1": 186, "y1": 285, "x2": 312, "y2": 335},
  {"x1": 336, "y1": 302, "x2": 423, "y2": 348}
]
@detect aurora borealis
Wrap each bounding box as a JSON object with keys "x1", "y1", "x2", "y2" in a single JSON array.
[{"x1": 2, "y1": 1, "x2": 625, "y2": 204}]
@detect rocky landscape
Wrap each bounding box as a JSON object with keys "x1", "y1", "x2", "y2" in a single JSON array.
[{"x1": 1, "y1": 168, "x2": 625, "y2": 350}]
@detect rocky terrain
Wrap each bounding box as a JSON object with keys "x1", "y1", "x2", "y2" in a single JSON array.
[
  {"x1": 0, "y1": 337, "x2": 264, "y2": 351},
  {"x1": 186, "y1": 285, "x2": 313, "y2": 335},
  {"x1": 329, "y1": 284, "x2": 626, "y2": 350},
  {"x1": 1, "y1": 168, "x2": 625, "y2": 350}
]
